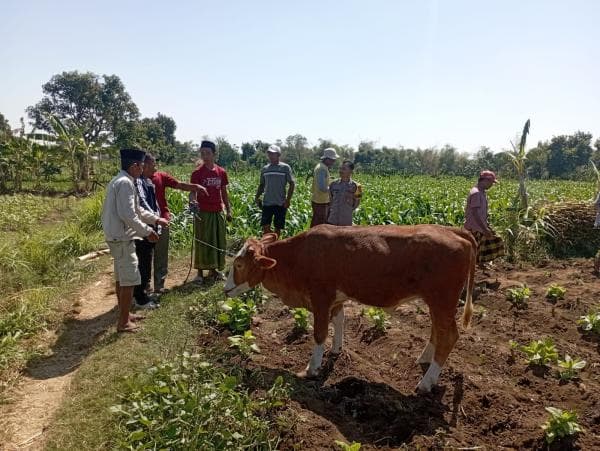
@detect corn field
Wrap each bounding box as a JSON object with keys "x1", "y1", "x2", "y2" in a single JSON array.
[{"x1": 163, "y1": 167, "x2": 596, "y2": 248}]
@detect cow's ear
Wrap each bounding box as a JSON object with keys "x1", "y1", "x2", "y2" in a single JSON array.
[
  {"x1": 261, "y1": 233, "x2": 278, "y2": 245},
  {"x1": 256, "y1": 255, "x2": 277, "y2": 269}
]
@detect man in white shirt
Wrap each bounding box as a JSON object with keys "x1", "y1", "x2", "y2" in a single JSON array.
[{"x1": 101, "y1": 148, "x2": 168, "y2": 332}]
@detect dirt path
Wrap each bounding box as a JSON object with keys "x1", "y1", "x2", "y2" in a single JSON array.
[{"x1": 0, "y1": 259, "x2": 191, "y2": 450}]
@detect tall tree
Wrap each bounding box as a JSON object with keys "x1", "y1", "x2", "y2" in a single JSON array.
[
  {"x1": 241, "y1": 142, "x2": 255, "y2": 161},
  {"x1": 215, "y1": 137, "x2": 240, "y2": 168},
  {"x1": 27, "y1": 71, "x2": 139, "y2": 148},
  {"x1": 0, "y1": 113, "x2": 11, "y2": 141}
]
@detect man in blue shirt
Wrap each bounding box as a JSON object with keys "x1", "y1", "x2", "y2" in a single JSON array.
[{"x1": 134, "y1": 153, "x2": 163, "y2": 309}]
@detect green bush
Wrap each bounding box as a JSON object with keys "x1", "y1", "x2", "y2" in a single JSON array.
[{"x1": 111, "y1": 353, "x2": 285, "y2": 450}]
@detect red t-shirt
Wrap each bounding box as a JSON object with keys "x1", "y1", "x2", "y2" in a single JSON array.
[
  {"x1": 190, "y1": 164, "x2": 229, "y2": 212},
  {"x1": 151, "y1": 171, "x2": 180, "y2": 220}
]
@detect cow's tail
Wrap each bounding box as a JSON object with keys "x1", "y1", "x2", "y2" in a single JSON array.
[{"x1": 461, "y1": 231, "x2": 476, "y2": 329}]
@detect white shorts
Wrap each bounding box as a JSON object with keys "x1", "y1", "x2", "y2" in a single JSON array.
[{"x1": 107, "y1": 240, "x2": 141, "y2": 287}]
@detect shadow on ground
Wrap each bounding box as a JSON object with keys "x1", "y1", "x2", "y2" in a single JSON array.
[
  {"x1": 25, "y1": 309, "x2": 117, "y2": 380},
  {"x1": 245, "y1": 360, "x2": 463, "y2": 448}
]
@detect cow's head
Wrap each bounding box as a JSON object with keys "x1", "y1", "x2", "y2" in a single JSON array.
[{"x1": 224, "y1": 233, "x2": 278, "y2": 297}]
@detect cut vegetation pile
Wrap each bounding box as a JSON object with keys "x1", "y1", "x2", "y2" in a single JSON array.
[{"x1": 544, "y1": 201, "x2": 600, "y2": 257}]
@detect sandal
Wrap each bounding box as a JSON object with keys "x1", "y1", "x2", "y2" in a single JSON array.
[
  {"x1": 129, "y1": 313, "x2": 146, "y2": 322},
  {"x1": 117, "y1": 325, "x2": 140, "y2": 333}
]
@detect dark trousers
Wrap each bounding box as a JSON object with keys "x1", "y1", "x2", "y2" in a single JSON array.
[
  {"x1": 134, "y1": 239, "x2": 155, "y2": 305},
  {"x1": 310, "y1": 202, "x2": 329, "y2": 228}
]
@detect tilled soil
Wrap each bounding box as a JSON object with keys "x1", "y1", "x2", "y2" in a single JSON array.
[{"x1": 222, "y1": 259, "x2": 600, "y2": 450}]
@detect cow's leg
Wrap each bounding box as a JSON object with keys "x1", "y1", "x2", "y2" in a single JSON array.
[
  {"x1": 304, "y1": 304, "x2": 330, "y2": 376},
  {"x1": 417, "y1": 336, "x2": 436, "y2": 364},
  {"x1": 417, "y1": 310, "x2": 437, "y2": 364},
  {"x1": 416, "y1": 308, "x2": 459, "y2": 393},
  {"x1": 331, "y1": 305, "x2": 345, "y2": 354}
]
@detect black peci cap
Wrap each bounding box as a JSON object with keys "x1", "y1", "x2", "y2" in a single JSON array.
[
  {"x1": 200, "y1": 140, "x2": 216, "y2": 151},
  {"x1": 120, "y1": 148, "x2": 146, "y2": 162}
]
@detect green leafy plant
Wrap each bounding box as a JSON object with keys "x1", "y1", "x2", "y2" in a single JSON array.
[
  {"x1": 556, "y1": 355, "x2": 586, "y2": 381},
  {"x1": 578, "y1": 311, "x2": 600, "y2": 334},
  {"x1": 520, "y1": 337, "x2": 558, "y2": 366},
  {"x1": 110, "y1": 353, "x2": 279, "y2": 449},
  {"x1": 335, "y1": 440, "x2": 362, "y2": 451},
  {"x1": 541, "y1": 407, "x2": 583, "y2": 444},
  {"x1": 228, "y1": 330, "x2": 260, "y2": 357},
  {"x1": 218, "y1": 297, "x2": 257, "y2": 334},
  {"x1": 362, "y1": 307, "x2": 390, "y2": 332},
  {"x1": 290, "y1": 308, "x2": 310, "y2": 332},
  {"x1": 546, "y1": 284, "x2": 566, "y2": 302},
  {"x1": 506, "y1": 285, "x2": 532, "y2": 308}
]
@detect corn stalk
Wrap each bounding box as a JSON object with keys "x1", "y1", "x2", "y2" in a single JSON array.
[
  {"x1": 504, "y1": 119, "x2": 538, "y2": 261},
  {"x1": 508, "y1": 119, "x2": 530, "y2": 212}
]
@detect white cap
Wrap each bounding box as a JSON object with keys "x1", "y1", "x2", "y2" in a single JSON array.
[
  {"x1": 321, "y1": 147, "x2": 339, "y2": 160},
  {"x1": 267, "y1": 145, "x2": 281, "y2": 154}
]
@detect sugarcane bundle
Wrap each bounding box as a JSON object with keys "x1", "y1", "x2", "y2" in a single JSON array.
[{"x1": 544, "y1": 201, "x2": 600, "y2": 258}]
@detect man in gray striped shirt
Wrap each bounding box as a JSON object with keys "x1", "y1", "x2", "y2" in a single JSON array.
[{"x1": 255, "y1": 145, "x2": 295, "y2": 236}]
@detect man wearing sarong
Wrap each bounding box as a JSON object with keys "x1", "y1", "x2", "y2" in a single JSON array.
[
  {"x1": 190, "y1": 140, "x2": 232, "y2": 284},
  {"x1": 464, "y1": 170, "x2": 504, "y2": 267}
]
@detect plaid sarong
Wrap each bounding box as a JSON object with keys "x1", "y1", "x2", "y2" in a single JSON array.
[{"x1": 472, "y1": 230, "x2": 505, "y2": 263}]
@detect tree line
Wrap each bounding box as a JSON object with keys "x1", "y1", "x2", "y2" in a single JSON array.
[{"x1": 1, "y1": 70, "x2": 599, "y2": 193}]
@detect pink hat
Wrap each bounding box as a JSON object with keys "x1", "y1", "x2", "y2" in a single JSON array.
[{"x1": 479, "y1": 170, "x2": 498, "y2": 183}]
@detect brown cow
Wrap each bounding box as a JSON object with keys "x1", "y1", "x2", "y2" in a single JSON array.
[{"x1": 224, "y1": 224, "x2": 476, "y2": 393}]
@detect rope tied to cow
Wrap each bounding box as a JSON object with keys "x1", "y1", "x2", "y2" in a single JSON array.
[{"x1": 193, "y1": 236, "x2": 236, "y2": 257}]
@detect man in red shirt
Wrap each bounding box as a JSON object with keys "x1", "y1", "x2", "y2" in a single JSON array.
[
  {"x1": 151, "y1": 160, "x2": 208, "y2": 293},
  {"x1": 190, "y1": 140, "x2": 232, "y2": 284}
]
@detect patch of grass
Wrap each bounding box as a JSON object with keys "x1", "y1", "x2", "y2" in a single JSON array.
[
  {"x1": 45, "y1": 286, "x2": 201, "y2": 450},
  {"x1": 0, "y1": 193, "x2": 105, "y2": 392},
  {"x1": 46, "y1": 283, "x2": 289, "y2": 450}
]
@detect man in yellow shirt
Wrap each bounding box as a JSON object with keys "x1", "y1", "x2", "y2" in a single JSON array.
[{"x1": 310, "y1": 148, "x2": 338, "y2": 227}]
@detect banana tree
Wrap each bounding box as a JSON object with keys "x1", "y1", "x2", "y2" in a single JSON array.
[{"x1": 44, "y1": 113, "x2": 91, "y2": 192}]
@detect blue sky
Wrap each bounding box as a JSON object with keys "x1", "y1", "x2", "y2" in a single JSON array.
[{"x1": 2, "y1": 0, "x2": 599, "y2": 153}]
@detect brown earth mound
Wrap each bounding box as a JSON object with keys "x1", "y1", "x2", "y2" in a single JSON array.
[{"x1": 207, "y1": 259, "x2": 600, "y2": 450}]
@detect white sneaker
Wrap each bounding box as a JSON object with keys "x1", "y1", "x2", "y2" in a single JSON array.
[
  {"x1": 135, "y1": 301, "x2": 159, "y2": 310},
  {"x1": 192, "y1": 275, "x2": 204, "y2": 285}
]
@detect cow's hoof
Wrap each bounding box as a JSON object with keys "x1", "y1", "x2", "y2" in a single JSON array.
[
  {"x1": 330, "y1": 348, "x2": 342, "y2": 356},
  {"x1": 415, "y1": 382, "x2": 432, "y2": 394},
  {"x1": 296, "y1": 368, "x2": 320, "y2": 379}
]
